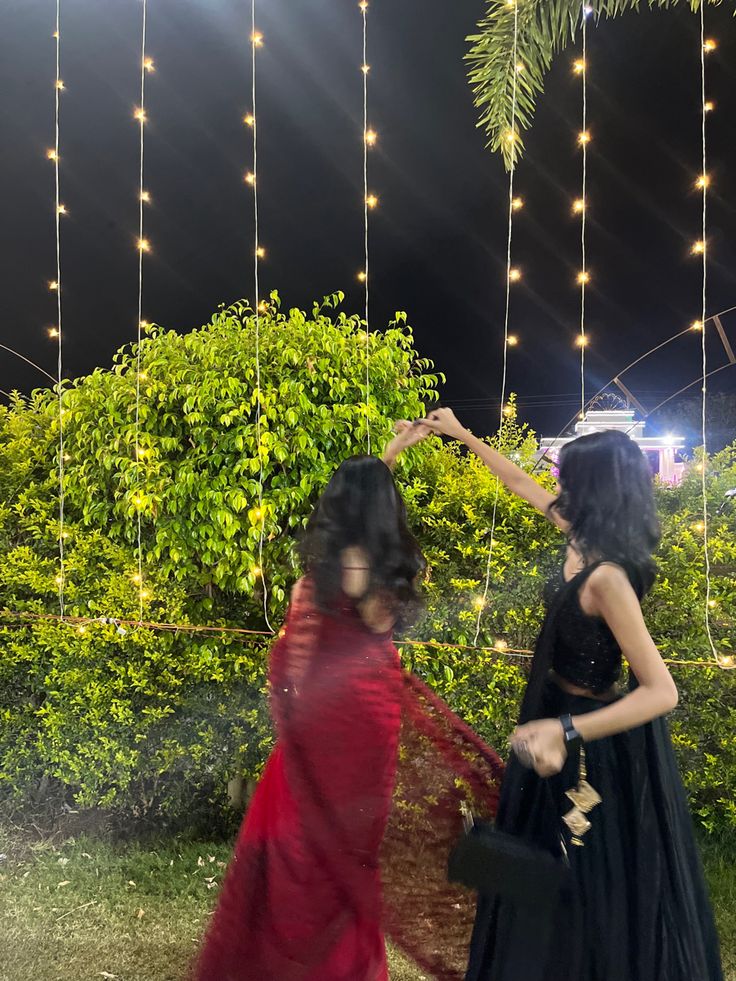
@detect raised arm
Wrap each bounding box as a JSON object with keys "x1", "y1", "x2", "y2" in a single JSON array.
[
  {"x1": 381, "y1": 419, "x2": 430, "y2": 471},
  {"x1": 421, "y1": 408, "x2": 564, "y2": 527}
]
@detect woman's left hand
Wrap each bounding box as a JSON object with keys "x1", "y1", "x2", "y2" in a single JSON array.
[
  {"x1": 382, "y1": 420, "x2": 431, "y2": 468},
  {"x1": 510, "y1": 718, "x2": 567, "y2": 777}
]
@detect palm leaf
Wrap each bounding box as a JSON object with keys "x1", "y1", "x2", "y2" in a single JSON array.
[{"x1": 467, "y1": 0, "x2": 727, "y2": 170}]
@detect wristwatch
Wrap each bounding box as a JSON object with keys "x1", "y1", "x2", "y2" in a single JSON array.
[{"x1": 559, "y1": 713, "x2": 583, "y2": 752}]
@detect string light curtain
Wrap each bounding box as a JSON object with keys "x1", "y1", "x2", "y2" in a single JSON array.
[
  {"x1": 698, "y1": 8, "x2": 720, "y2": 667},
  {"x1": 51, "y1": 1, "x2": 66, "y2": 618},
  {"x1": 359, "y1": 0, "x2": 373, "y2": 453},
  {"x1": 576, "y1": 6, "x2": 591, "y2": 418},
  {"x1": 474, "y1": 0, "x2": 521, "y2": 645},
  {"x1": 247, "y1": 2, "x2": 273, "y2": 631},
  {"x1": 133, "y1": 0, "x2": 152, "y2": 621}
]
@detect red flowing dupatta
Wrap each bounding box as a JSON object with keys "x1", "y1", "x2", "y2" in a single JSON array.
[{"x1": 195, "y1": 580, "x2": 504, "y2": 981}]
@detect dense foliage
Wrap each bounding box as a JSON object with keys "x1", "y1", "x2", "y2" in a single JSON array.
[{"x1": 0, "y1": 298, "x2": 734, "y2": 835}]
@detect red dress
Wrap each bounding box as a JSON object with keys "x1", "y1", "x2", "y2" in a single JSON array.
[{"x1": 195, "y1": 580, "x2": 503, "y2": 981}]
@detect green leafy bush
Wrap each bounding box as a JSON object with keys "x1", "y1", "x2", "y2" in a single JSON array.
[{"x1": 0, "y1": 296, "x2": 734, "y2": 836}]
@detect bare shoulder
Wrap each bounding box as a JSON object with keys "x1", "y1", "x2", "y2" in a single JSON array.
[{"x1": 580, "y1": 562, "x2": 637, "y2": 617}]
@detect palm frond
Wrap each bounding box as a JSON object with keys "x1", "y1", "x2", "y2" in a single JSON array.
[{"x1": 467, "y1": 0, "x2": 726, "y2": 170}]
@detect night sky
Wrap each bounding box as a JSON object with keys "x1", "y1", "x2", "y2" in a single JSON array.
[{"x1": 2, "y1": 0, "x2": 735, "y2": 438}]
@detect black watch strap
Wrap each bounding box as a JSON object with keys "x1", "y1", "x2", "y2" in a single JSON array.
[{"x1": 559, "y1": 713, "x2": 583, "y2": 749}]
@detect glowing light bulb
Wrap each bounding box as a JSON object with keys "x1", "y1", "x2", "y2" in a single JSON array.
[
  {"x1": 708, "y1": 599, "x2": 717, "y2": 609},
  {"x1": 47, "y1": 149, "x2": 58, "y2": 161},
  {"x1": 361, "y1": 64, "x2": 370, "y2": 75},
  {"x1": 139, "y1": 320, "x2": 150, "y2": 330},
  {"x1": 573, "y1": 198, "x2": 585, "y2": 214},
  {"x1": 140, "y1": 190, "x2": 151, "y2": 204},
  {"x1": 503, "y1": 404, "x2": 514, "y2": 417},
  {"x1": 578, "y1": 130, "x2": 591, "y2": 145},
  {"x1": 357, "y1": 271, "x2": 367, "y2": 282},
  {"x1": 692, "y1": 240, "x2": 705, "y2": 255},
  {"x1": 505, "y1": 130, "x2": 517, "y2": 144},
  {"x1": 691, "y1": 521, "x2": 705, "y2": 533},
  {"x1": 251, "y1": 32, "x2": 264, "y2": 47},
  {"x1": 516, "y1": 62, "x2": 525, "y2": 73},
  {"x1": 365, "y1": 129, "x2": 378, "y2": 146},
  {"x1": 143, "y1": 57, "x2": 155, "y2": 72},
  {"x1": 244, "y1": 172, "x2": 256, "y2": 186},
  {"x1": 132, "y1": 573, "x2": 142, "y2": 584},
  {"x1": 577, "y1": 270, "x2": 590, "y2": 285},
  {"x1": 47, "y1": 326, "x2": 59, "y2": 338},
  {"x1": 257, "y1": 301, "x2": 268, "y2": 314},
  {"x1": 703, "y1": 39, "x2": 717, "y2": 53},
  {"x1": 55, "y1": 79, "x2": 65, "y2": 91},
  {"x1": 359, "y1": 1, "x2": 368, "y2": 9},
  {"x1": 134, "y1": 107, "x2": 147, "y2": 123},
  {"x1": 576, "y1": 334, "x2": 589, "y2": 347},
  {"x1": 695, "y1": 462, "x2": 704, "y2": 473},
  {"x1": 508, "y1": 268, "x2": 522, "y2": 282},
  {"x1": 49, "y1": 280, "x2": 59, "y2": 291},
  {"x1": 77, "y1": 625, "x2": 87, "y2": 635},
  {"x1": 718, "y1": 653, "x2": 735, "y2": 668},
  {"x1": 695, "y1": 174, "x2": 710, "y2": 190},
  {"x1": 57, "y1": 204, "x2": 67, "y2": 216},
  {"x1": 140, "y1": 588, "x2": 151, "y2": 600},
  {"x1": 573, "y1": 59, "x2": 586, "y2": 74},
  {"x1": 366, "y1": 194, "x2": 378, "y2": 209},
  {"x1": 494, "y1": 639, "x2": 509, "y2": 652},
  {"x1": 256, "y1": 246, "x2": 266, "y2": 259},
  {"x1": 133, "y1": 494, "x2": 144, "y2": 509},
  {"x1": 507, "y1": 335, "x2": 519, "y2": 347},
  {"x1": 244, "y1": 113, "x2": 255, "y2": 127},
  {"x1": 55, "y1": 575, "x2": 63, "y2": 586},
  {"x1": 53, "y1": 30, "x2": 60, "y2": 39},
  {"x1": 251, "y1": 564, "x2": 262, "y2": 577},
  {"x1": 691, "y1": 320, "x2": 703, "y2": 331},
  {"x1": 473, "y1": 596, "x2": 486, "y2": 610},
  {"x1": 511, "y1": 197, "x2": 524, "y2": 211},
  {"x1": 138, "y1": 237, "x2": 151, "y2": 253},
  {"x1": 704, "y1": 101, "x2": 715, "y2": 113}
]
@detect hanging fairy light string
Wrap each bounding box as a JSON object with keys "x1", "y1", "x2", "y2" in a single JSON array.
[
  {"x1": 51, "y1": 0, "x2": 66, "y2": 618},
  {"x1": 131, "y1": 0, "x2": 152, "y2": 621},
  {"x1": 248, "y1": 1, "x2": 273, "y2": 632},
  {"x1": 359, "y1": 0, "x2": 372, "y2": 454},
  {"x1": 575, "y1": 5, "x2": 591, "y2": 419},
  {"x1": 473, "y1": 0, "x2": 520, "y2": 645},
  {"x1": 3, "y1": 606, "x2": 731, "y2": 670},
  {"x1": 697, "y1": 7, "x2": 719, "y2": 667}
]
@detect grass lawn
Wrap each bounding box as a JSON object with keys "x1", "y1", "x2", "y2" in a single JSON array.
[{"x1": 0, "y1": 829, "x2": 732, "y2": 981}]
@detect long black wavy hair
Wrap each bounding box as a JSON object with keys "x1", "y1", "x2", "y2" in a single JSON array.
[
  {"x1": 299, "y1": 455, "x2": 425, "y2": 622},
  {"x1": 550, "y1": 429, "x2": 660, "y2": 596}
]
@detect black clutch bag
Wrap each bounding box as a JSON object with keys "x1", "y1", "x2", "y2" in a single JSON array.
[{"x1": 448, "y1": 804, "x2": 570, "y2": 914}]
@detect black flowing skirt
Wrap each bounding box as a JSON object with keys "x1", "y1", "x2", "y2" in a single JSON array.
[{"x1": 466, "y1": 679, "x2": 724, "y2": 981}]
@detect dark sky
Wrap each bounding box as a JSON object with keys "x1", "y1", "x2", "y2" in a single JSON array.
[{"x1": 1, "y1": 0, "x2": 735, "y2": 438}]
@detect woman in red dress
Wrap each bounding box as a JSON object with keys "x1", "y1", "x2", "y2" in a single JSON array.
[{"x1": 195, "y1": 429, "x2": 504, "y2": 981}]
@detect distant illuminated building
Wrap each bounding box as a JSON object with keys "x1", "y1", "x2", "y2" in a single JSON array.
[{"x1": 539, "y1": 408, "x2": 686, "y2": 485}]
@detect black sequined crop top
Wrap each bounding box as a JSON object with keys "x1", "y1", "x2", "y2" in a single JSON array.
[{"x1": 543, "y1": 563, "x2": 623, "y2": 694}]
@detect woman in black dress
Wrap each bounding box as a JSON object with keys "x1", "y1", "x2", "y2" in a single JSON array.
[{"x1": 419, "y1": 408, "x2": 723, "y2": 981}]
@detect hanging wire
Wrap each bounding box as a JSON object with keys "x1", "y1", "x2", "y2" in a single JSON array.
[
  {"x1": 360, "y1": 1, "x2": 371, "y2": 454},
  {"x1": 579, "y1": 7, "x2": 588, "y2": 420},
  {"x1": 53, "y1": 0, "x2": 65, "y2": 618},
  {"x1": 250, "y1": 1, "x2": 273, "y2": 632},
  {"x1": 698, "y1": 3, "x2": 718, "y2": 665},
  {"x1": 134, "y1": 0, "x2": 149, "y2": 622},
  {"x1": 473, "y1": 0, "x2": 519, "y2": 646}
]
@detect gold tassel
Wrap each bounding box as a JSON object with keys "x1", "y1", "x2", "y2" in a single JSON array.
[{"x1": 562, "y1": 747, "x2": 601, "y2": 846}]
